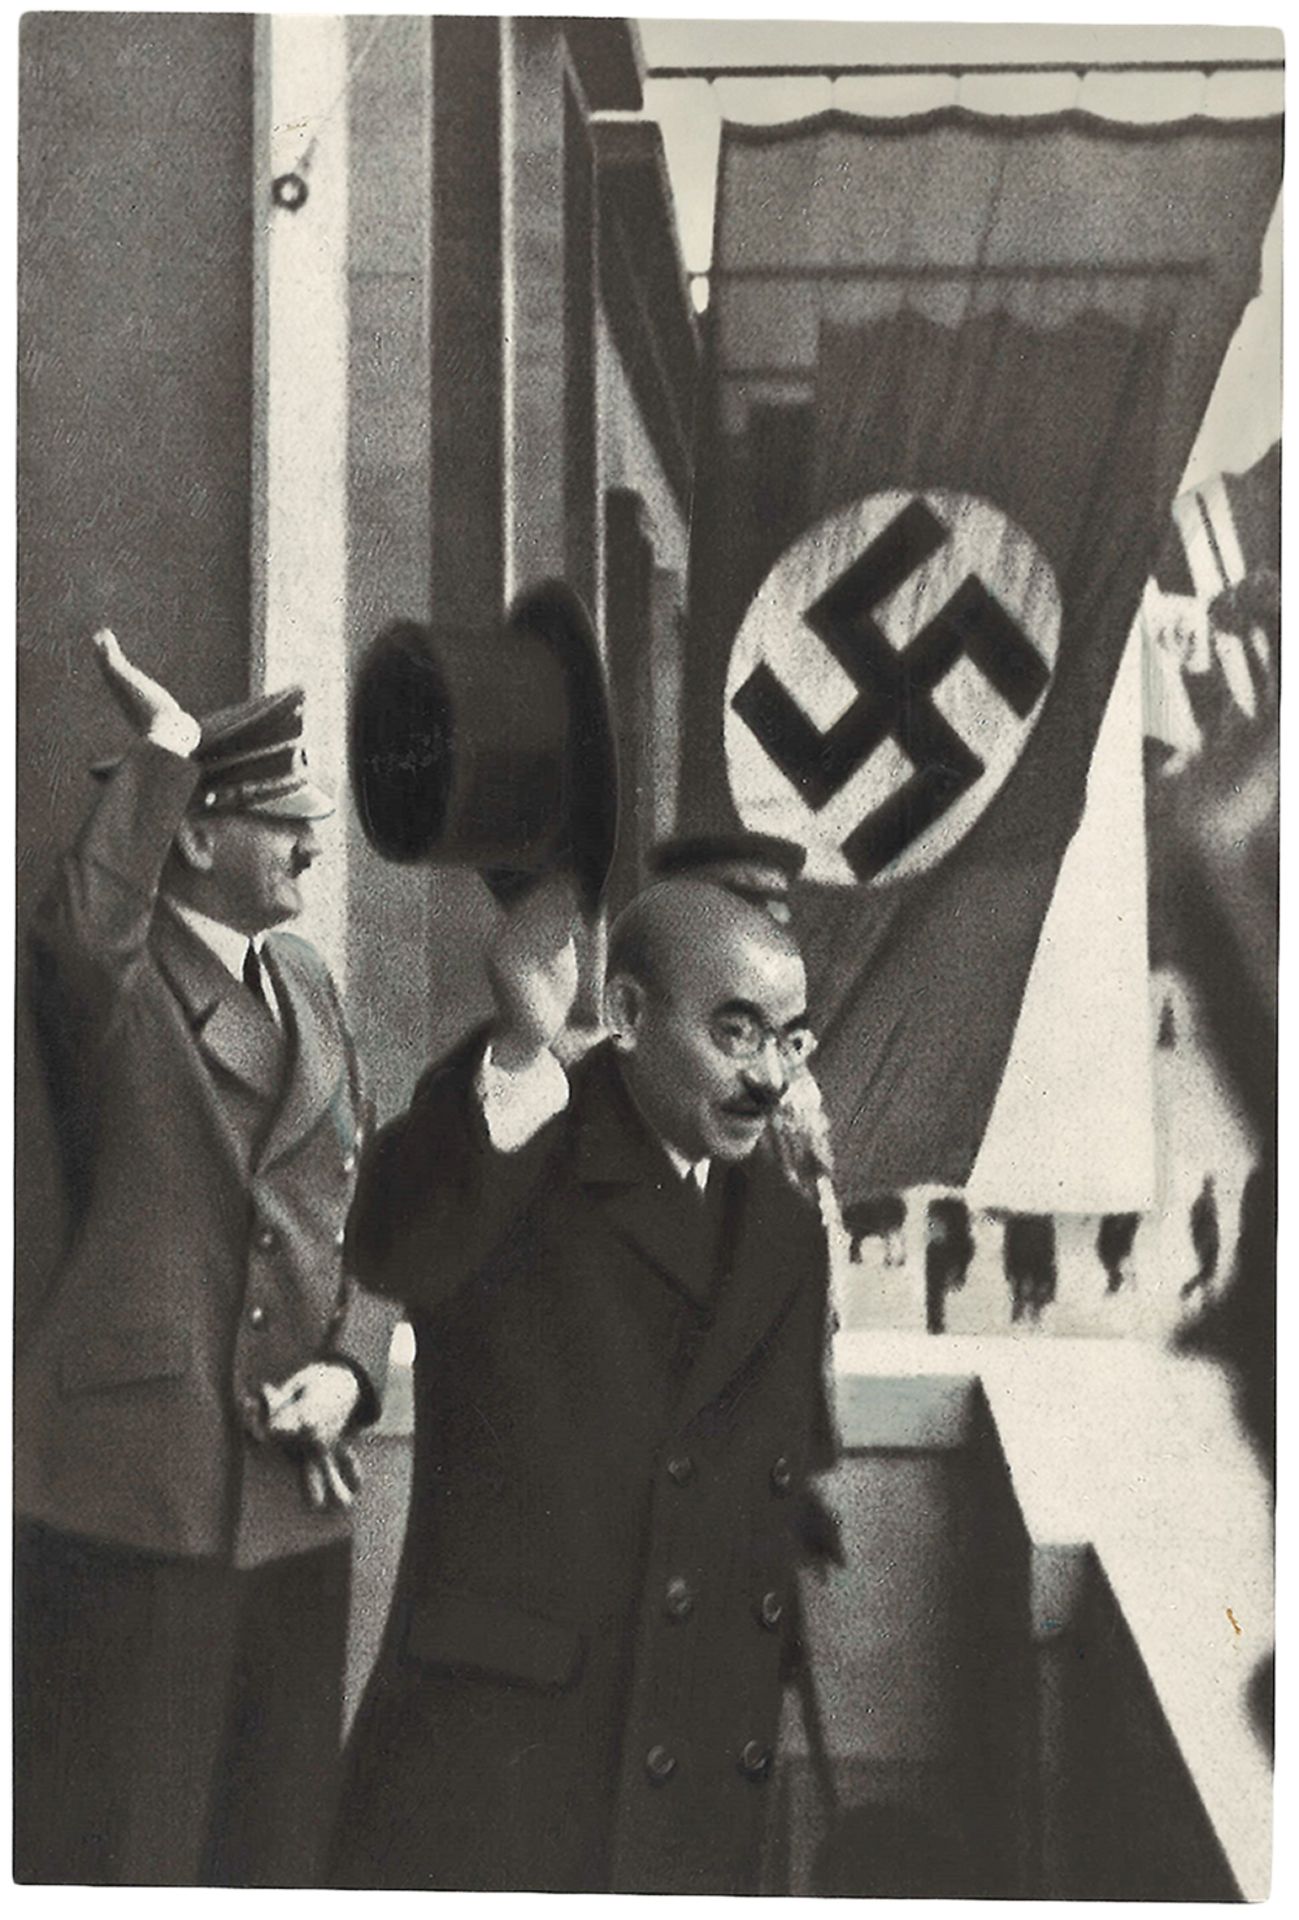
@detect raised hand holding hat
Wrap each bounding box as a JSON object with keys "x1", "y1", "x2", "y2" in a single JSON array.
[{"x1": 486, "y1": 872, "x2": 581, "y2": 1075}]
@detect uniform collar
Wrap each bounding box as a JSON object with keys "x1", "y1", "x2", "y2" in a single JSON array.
[{"x1": 165, "y1": 898, "x2": 267, "y2": 983}]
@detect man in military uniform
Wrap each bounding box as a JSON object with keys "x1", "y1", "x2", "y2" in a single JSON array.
[
  {"x1": 648, "y1": 829, "x2": 806, "y2": 923},
  {"x1": 15, "y1": 631, "x2": 394, "y2": 1886},
  {"x1": 329, "y1": 869, "x2": 839, "y2": 1894}
]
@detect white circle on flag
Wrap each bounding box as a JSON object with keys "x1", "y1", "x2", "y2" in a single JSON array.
[{"x1": 725, "y1": 490, "x2": 1063, "y2": 885}]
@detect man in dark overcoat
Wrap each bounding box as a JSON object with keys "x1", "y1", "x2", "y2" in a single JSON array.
[
  {"x1": 15, "y1": 632, "x2": 395, "y2": 1885},
  {"x1": 329, "y1": 872, "x2": 839, "y2": 1894}
]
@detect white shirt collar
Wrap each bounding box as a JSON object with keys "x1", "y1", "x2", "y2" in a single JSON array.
[
  {"x1": 166, "y1": 900, "x2": 269, "y2": 984},
  {"x1": 662, "y1": 1140, "x2": 710, "y2": 1193}
]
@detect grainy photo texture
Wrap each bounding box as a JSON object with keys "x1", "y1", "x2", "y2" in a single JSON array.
[{"x1": 13, "y1": 12, "x2": 1282, "y2": 1900}]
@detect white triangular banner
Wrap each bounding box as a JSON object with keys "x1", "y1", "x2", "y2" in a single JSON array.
[{"x1": 965, "y1": 623, "x2": 1155, "y2": 1213}]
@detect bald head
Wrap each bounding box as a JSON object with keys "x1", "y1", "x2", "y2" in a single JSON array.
[
  {"x1": 604, "y1": 879, "x2": 810, "y2": 1166},
  {"x1": 608, "y1": 878, "x2": 801, "y2": 998}
]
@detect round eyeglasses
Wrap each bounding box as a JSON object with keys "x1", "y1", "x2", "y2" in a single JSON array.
[{"x1": 709, "y1": 1010, "x2": 818, "y2": 1068}]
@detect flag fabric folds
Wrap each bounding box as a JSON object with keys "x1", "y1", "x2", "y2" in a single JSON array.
[
  {"x1": 1143, "y1": 440, "x2": 1281, "y2": 762},
  {"x1": 680, "y1": 107, "x2": 1282, "y2": 1203}
]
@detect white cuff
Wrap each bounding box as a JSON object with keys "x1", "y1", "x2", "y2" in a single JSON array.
[
  {"x1": 147, "y1": 708, "x2": 202, "y2": 758},
  {"x1": 476, "y1": 1041, "x2": 570, "y2": 1152}
]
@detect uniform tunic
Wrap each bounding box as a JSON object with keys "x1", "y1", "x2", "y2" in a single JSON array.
[{"x1": 15, "y1": 741, "x2": 394, "y2": 1883}]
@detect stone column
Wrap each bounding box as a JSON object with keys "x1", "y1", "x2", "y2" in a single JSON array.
[
  {"x1": 253, "y1": 14, "x2": 351, "y2": 979},
  {"x1": 501, "y1": 18, "x2": 598, "y2": 608}
]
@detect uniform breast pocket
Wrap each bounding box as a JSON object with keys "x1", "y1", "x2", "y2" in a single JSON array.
[{"x1": 60, "y1": 1325, "x2": 190, "y2": 1397}]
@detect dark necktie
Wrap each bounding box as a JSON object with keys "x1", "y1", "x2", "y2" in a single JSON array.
[
  {"x1": 243, "y1": 941, "x2": 269, "y2": 1014},
  {"x1": 685, "y1": 1166, "x2": 727, "y2": 1290}
]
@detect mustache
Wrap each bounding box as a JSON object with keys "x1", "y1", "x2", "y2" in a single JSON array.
[{"x1": 722, "y1": 1088, "x2": 782, "y2": 1119}]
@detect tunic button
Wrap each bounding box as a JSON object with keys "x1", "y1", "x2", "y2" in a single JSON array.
[
  {"x1": 738, "y1": 1740, "x2": 772, "y2": 1781},
  {"x1": 769, "y1": 1454, "x2": 793, "y2": 1495},
  {"x1": 664, "y1": 1576, "x2": 695, "y2": 1621},
  {"x1": 645, "y1": 1745, "x2": 677, "y2": 1785},
  {"x1": 254, "y1": 1224, "x2": 276, "y2": 1253},
  {"x1": 248, "y1": 1303, "x2": 267, "y2": 1330},
  {"x1": 666, "y1": 1454, "x2": 695, "y2": 1487},
  {"x1": 758, "y1": 1590, "x2": 784, "y2": 1631}
]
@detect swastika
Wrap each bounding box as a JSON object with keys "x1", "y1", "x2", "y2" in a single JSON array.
[{"x1": 729, "y1": 496, "x2": 1055, "y2": 884}]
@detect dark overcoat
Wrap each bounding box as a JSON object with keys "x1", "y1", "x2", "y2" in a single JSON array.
[
  {"x1": 331, "y1": 1032, "x2": 837, "y2": 1895},
  {"x1": 16, "y1": 741, "x2": 394, "y2": 1567}
]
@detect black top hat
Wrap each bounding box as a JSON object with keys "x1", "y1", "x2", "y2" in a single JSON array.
[{"x1": 350, "y1": 580, "x2": 619, "y2": 914}]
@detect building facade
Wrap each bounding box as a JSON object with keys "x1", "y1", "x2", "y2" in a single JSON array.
[{"x1": 17, "y1": 13, "x2": 698, "y2": 1294}]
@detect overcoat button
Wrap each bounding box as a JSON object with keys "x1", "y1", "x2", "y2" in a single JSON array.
[
  {"x1": 254, "y1": 1224, "x2": 277, "y2": 1253},
  {"x1": 758, "y1": 1590, "x2": 783, "y2": 1631},
  {"x1": 666, "y1": 1454, "x2": 695, "y2": 1486},
  {"x1": 334, "y1": 1226, "x2": 346, "y2": 1249},
  {"x1": 342, "y1": 1153, "x2": 357, "y2": 1175},
  {"x1": 645, "y1": 1745, "x2": 677, "y2": 1784},
  {"x1": 664, "y1": 1576, "x2": 695, "y2": 1621},
  {"x1": 248, "y1": 1303, "x2": 267, "y2": 1330},
  {"x1": 739, "y1": 1740, "x2": 772, "y2": 1780},
  {"x1": 769, "y1": 1454, "x2": 793, "y2": 1495}
]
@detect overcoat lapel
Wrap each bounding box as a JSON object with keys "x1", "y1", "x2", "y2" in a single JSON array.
[
  {"x1": 152, "y1": 905, "x2": 284, "y2": 1103},
  {"x1": 573, "y1": 1050, "x2": 719, "y2": 1310},
  {"x1": 571, "y1": 1049, "x2": 814, "y2": 1367},
  {"x1": 257, "y1": 937, "x2": 347, "y2": 1169},
  {"x1": 674, "y1": 1151, "x2": 809, "y2": 1426}
]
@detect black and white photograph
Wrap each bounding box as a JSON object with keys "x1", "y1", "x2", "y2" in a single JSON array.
[{"x1": 11, "y1": 7, "x2": 1284, "y2": 1901}]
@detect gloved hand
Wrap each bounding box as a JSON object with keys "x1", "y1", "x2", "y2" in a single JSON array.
[{"x1": 261, "y1": 1362, "x2": 364, "y2": 1512}]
